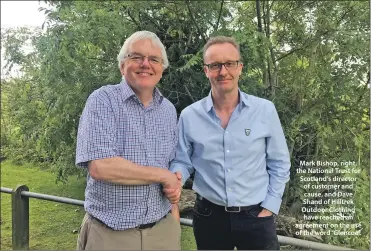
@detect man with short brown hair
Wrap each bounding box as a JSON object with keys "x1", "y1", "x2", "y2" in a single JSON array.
[{"x1": 170, "y1": 36, "x2": 290, "y2": 250}]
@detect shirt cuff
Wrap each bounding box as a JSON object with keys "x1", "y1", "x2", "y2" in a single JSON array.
[
  {"x1": 261, "y1": 194, "x2": 282, "y2": 215},
  {"x1": 169, "y1": 165, "x2": 190, "y2": 186}
]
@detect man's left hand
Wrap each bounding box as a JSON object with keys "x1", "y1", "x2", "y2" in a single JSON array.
[
  {"x1": 257, "y1": 208, "x2": 273, "y2": 217},
  {"x1": 163, "y1": 187, "x2": 182, "y2": 204}
]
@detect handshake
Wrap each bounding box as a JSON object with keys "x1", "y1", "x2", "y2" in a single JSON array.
[{"x1": 162, "y1": 171, "x2": 183, "y2": 204}]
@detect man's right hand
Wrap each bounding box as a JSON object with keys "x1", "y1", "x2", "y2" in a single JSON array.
[{"x1": 162, "y1": 171, "x2": 182, "y2": 204}]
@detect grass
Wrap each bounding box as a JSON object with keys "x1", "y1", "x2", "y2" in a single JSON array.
[{"x1": 1, "y1": 160, "x2": 196, "y2": 250}]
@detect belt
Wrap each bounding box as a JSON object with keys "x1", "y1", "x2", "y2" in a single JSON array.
[
  {"x1": 90, "y1": 215, "x2": 160, "y2": 230},
  {"x1": 137, "y1": 222, "x2": 156, "y2": 229},
  {"x1": 136, "y1": 213, "x2": 169, "y2": 229},
  {"x1": 196, "y1": 194, "x2": 261, "y2": 213}
]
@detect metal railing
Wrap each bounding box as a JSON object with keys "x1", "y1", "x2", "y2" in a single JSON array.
[{"x1": 1, "y1": 185, "x2": 354, "y2": 250}]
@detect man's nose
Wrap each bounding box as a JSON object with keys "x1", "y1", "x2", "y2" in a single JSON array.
[
  {"x1": 140, "y1": 57, "x2": 151, "y2": 67},
  {"x1": 219, "y1": 64, "x2": 228, "y2": 75}
]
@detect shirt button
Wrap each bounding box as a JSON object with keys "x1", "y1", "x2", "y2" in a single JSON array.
[
  {"x1": 226, "y1": 150, "x2": 230, "y2": 153},
  {"x1": 227, "y1": 169, "x2": 231, "y2": 172},
  {"x1": 225, "y1": 131, "x2": 228, "y2": 134},
  {"x1": 228, "y1": 188, "x2": 232, "y2": 191}
]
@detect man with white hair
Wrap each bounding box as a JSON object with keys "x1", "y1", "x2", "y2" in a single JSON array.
[{"x1": 75, "y1": 31, "x2": 182, "y2": 250}]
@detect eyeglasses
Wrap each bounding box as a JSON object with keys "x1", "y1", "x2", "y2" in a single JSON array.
[
  {"x1": 204, "y1": 61, "x2": 240, "y2": 72},
  {"x1": 125, "y1": 53, "x2": 163, "y2": 65}
]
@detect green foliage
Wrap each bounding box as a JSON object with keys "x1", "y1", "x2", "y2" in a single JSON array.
[
  {"x1": 1, "y1": 1, "x2": 369, "y2": 248},
  {"x1": 322, "y1": 168, "x2": 370, "y2": 249},
  {"x1": 0, "y1": 161, "x2": 196, "y2": 250},
  {"x1": 1, "y1": 161, "x2": 86, "y2": 249}
]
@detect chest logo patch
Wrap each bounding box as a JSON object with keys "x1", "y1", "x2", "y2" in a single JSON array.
[{"x1": 245, "y1": 129, "x2": 251, "y2": 136}]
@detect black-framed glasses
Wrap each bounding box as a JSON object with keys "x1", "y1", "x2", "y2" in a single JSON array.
[
  {"x1": 204, "y1": 61, "x2": 240, "y2": 72},
  {"x1": 125, "y1": 53, "x2": 163, "y2": 65}
]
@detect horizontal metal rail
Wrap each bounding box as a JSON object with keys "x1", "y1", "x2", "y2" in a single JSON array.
[
  {"x1": 278, "y1": 235, "x2": 353, "y2": 250},
  {"x1": 1, "y1": 187, "x2": 13, "y2": 193},
  {"x1": 1, "y1": 187, "x2": 355, "y2": 250},
  {"x1": 2, "y1": 187, "x2": 84, "y2": 206},
  {"x1": 21, "y1": 191, "x2": 85, "y2": 206}
]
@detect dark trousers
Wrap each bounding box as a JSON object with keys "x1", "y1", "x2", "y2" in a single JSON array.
[{"x1": 192, "y1": 196, "x2": 280, "y2": 250}]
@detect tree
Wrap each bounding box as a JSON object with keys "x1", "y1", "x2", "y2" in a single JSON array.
[{"x1": 1, "y1": 1, "x2": 369, "y2": 248}]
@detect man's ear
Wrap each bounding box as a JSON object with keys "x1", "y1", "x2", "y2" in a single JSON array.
[
  {"x1": 119, "y1": 62, "x2": 125, "y2": 76},
  {"x1": 203, "y1": 65, "x2": 209, "y2": 76},
  {"x1": 238, "y1": 62, "x2": 243, "y2": 75}
]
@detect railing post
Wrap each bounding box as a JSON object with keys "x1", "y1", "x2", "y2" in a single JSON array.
[{"x1": 12, "y1": 185, "x2": 29, "y2": 250}]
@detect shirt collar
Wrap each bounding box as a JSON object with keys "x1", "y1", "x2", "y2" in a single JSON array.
[
  {"x1": 120, "y1": 77, "x2": 164, "y2": 104},
  {"x1": 239, "y1": 89, "x2": 250, "y2": 107},
  {"x1": 204, "y1": 88, "x2": 250, "y2": 112},
  {"x1": 153, "y1": 86, "x2": 164, "y2": 104}
]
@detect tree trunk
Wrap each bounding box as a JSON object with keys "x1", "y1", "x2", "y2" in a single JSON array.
[{"x1": 256, "y1": 0, "x2": 268, "y2": 90}]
